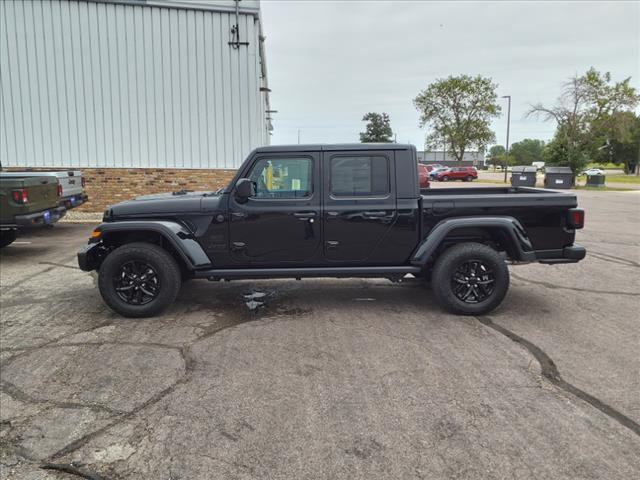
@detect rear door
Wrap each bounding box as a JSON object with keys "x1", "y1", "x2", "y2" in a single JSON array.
[{"x1": 322, "y1": 150, "x2": 397, "y2": 264}]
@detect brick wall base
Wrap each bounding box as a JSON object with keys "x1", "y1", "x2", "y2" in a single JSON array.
[{"x1": 5, "y1": 167, "x2": 237, "y2": 212}]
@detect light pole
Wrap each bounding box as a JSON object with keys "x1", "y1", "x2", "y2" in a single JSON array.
[{"x1": 501, "y1": 95, "x2": 511, "y2": 183}]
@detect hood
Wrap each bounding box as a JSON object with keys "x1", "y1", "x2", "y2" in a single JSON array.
[{"x1": 107, "y1": 190, "x2": 222, "y2": 218}]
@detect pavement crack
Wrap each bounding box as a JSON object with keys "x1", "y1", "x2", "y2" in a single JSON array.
[
  {"x1": 0, "y1": 380, "x2": 127, "y2": 416},
  {"x1": 38, "y1": 261, "x2": 81, "y2": 270},
  {"x1": 47, "y1": 315, "x2": 260, "y2": 462},
  {"x1": 587, "y1": 251, "x2": 640, "y2": 268},
  {"x1": 476, "y1": 316, "x2": 640, "y2": 437},
  {"x1": 510, "y1": 272, "x2": 638, "y2": 296},
  {"x1": 41, "y1": 462, "x2": 108, "y2": 480}
]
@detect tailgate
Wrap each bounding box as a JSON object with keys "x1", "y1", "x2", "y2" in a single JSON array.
[
  {"x1": 59, "y1": 171, "x2": 84, "y2": 197},
  {"x1": 24, "y1": 177, "x2": 60, "y2": 210}
]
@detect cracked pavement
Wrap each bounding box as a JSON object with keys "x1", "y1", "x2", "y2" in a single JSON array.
[{"x1": 1, "y1": 190, "x2": 639, "y2": 479}]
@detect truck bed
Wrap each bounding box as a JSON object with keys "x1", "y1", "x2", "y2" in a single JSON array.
[{"x1": 420, "y1": 186, "x2": 578, "y2": 251}]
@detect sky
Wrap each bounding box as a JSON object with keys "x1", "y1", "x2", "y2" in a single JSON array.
[{"x1": 260, "y1": 0, "x2": 640, "y2": 150}]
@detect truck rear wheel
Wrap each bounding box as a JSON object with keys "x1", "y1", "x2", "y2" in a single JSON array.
[
  {"x1": 0, "y1": 230, "x2": 17, "y2": 248},
  {"x1": 431, "y1": 242, "x2": 509, "y2": 315},
  {"x1": 98, "y1": 242, "x2": 181, "y2": 318}
]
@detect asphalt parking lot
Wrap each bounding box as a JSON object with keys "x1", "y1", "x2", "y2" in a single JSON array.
[{"x1": 1, "y1": 189, "x2": 639, "y2": 479}]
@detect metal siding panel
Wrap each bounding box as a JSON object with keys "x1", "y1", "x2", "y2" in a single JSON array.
[
  {"x1": 238, "y1": 13, "x2": 249, "y2": 160},
  {"x1": 221, "y1": 12, "x2": 234, "y2": 168},
  {"x1": 0, "y1": 0, "x2": 17, "y2": 166},
  {"x1": 212, "y1": 11, "x2": 226, "y2": 168},
  {"x1": 195, "y1": 11, "x2": 207, "y2": 169},
  {"x1": 161, "y1": 7, "x2": 174, "y2": 168},
  {"x1": 106, "y1": 3, "x2": 121, "y2": 167},
  {"x1": 187, "y1": 9, "x2": 199, "y2": 168},
  {"x1": 97, "y1": 1, "x2": 114, "y2": 167},
  {"x1": 116, "y1": 6, "x2": 131, "y2": 167},
  {"x1": 0, "y1": 1, "x2": 267, "y2": 169},
  {"x1": 170, "y1": 9, "x2": 183, "y2": 168},
  {"x1": 6, "y1": 0, "x2": 28, "y2": 166},
  {"x1": 142, "y1": 6, "x2": 156, "y2": 169},
  {"x1": 78, "y1": 1, "x2": 97, "y2": 167},
  {"x1": 203, "y1": 11, "x2": 216, "y2": 168},
  {"x1": 178, "y1": 9, "x2": 189, "y2": 167}
]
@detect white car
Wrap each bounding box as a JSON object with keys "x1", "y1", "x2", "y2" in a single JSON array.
[{"x1": 583, "y1": 168, "x2": 604, "y2": 176}]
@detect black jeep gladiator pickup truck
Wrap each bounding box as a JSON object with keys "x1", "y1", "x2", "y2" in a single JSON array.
[{"x1": 78, "y1": 144, "x2": 585, "y2": 318}]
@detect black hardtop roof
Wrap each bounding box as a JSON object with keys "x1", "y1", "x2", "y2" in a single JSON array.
[{"x1": 253, "y1": 143, "x2": 414, "y2": 153}]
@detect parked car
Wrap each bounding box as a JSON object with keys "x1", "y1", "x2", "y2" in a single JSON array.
[
  {"x1": 582, "y1": 168, "x2": 604, "y2": 176},
  {"x1": 420, "y1": 163, "x2": 443, "y2": 172},
  {"x1": 0, "y1": 172, "x2": 66, "y2": 247},
  {"x1": 434, "y1": 166, "x2": 478, "y2": 182},
  {"x1": 6, "y1": 170, "x2": 88, "y2": 210},
  {"x1": 78, "y1": 143, "x2": 586, "y2": 318},
  {"x1": 417, "y1": 164, "x2": 430, "y2": 190},
  {"x1": 429, "y1": 167, "x2": 449, "y2": 179}
]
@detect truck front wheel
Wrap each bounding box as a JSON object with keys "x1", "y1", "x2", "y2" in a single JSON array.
[
  {"x1": 98, "y1": 242, "x2": 181, "y2": 318},
  {"x1": 431, "y1": 242, "x2": 509, "y2": 315}
]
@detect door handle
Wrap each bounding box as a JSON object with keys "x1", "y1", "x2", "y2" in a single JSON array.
[
  {"x1": 293, "y1": 212, "x2": 316, "y2": 219},
  {"x1": 231, "y1": 242, "x2": 246, "y2": 251},
  {"x1": 231, "y1": 212, "x2": 246, "y2": 219},
  {"x1": 363, "y1": 211, "x2": 387, "y2": 218}
]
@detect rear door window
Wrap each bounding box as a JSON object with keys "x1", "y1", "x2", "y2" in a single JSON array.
[{"x1": 330, "y1": 156, "x2": 389, "y2": 197}]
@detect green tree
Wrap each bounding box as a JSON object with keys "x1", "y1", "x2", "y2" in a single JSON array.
[
  {"x1": 528, "y1": 68, "x2": 639, "y2": 178},
  {"x1": 509, "y1": 139, "x2": 545, "y2": 166},
  {"x1": 486, "y1": 145, "x2": 506, "y2": 170},
  {"x1": 413, "y1": 75, "x2": 501, "y2": 164},
  {"x1": 359, "y1": 112, "x2": 393, "y2": 143},
  {"x1": 592, "y1": 112, "x2": 640, "y2": 173}
]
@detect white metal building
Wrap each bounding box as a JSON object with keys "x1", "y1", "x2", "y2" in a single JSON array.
[
  {"x1": 417, "y1": 150, "x2": 486, "y2": 167},
  {"x1": 0, "y1": 0, "x2": 272, "y2": 170}
]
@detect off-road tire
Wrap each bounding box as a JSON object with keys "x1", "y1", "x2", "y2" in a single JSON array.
[
  {"x1": 98, "y1": 242, "x2": 181, "y2": 318},
  {"x1": 432, "y1": 242, "x2": 509, "y2": 315},
  {"x1": 0, "y1": 230, "x2": 17, "y2": 248}
]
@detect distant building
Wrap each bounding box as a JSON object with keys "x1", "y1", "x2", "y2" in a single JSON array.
[{"x1": 417, "y1": 150, "x2": 485, "y2": 168}]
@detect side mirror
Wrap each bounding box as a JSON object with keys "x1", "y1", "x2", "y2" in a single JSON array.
[{"x1": 234, "y1": 178, "x2": 255, "y2": 203}]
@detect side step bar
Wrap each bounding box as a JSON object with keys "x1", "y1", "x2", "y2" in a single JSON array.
[{"x1": 193, "y1": 266, "x2": 422, "y2": 280}]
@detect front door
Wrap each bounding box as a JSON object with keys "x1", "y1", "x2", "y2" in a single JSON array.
[
  {"x1": 228, "y1": 153, "x2": 321, "y2": 265},
  {"x1": 322, "y1": 151, "x2": 398, "y2": 264}
]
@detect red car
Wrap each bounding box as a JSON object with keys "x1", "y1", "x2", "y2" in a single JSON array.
[
  {"x1": 418, "y1": 164, "x2": 430, "y2": 189},
  {"x1": 435, "y1": 166, "x2": 477, "y2": 182}
]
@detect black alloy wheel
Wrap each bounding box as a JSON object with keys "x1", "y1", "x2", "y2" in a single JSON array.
[
  {"x1": 431, "y1": 242, "x2": 510, "y2": 315},
  {"x1": 451, "y1": 260, "x2": 495, "y2": 303},
  {"x1": 98, "y1": 242, "x2": 182, "y2": 318},
  {"x1": 114, "y1": 260, "x2": 161, "y2": 305}
]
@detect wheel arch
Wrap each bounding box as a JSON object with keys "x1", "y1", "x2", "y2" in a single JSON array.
[
  {"x1": 96, "y1": 221, "x2": 211, "y2": 272},
  {"x1": 411, "y1": 216, "x2": 536, "y2": 266}
]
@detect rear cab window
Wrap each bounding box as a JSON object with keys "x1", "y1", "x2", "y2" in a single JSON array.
[{"x1": 330, "y1": 156, "x2": 389, "y2": 197}]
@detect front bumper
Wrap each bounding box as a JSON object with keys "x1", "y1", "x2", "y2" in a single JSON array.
[
  {"x1": 14, "y1": 206, "x2": 66, "y2": 226},
  {"x1": 77, "y1": 242, "x2": 101, "y2": 271},
  {"x1": 537, "y1": 244, "x2": 587, "y2": 264},
  {"x1": 60, "y1": 193, "x2": 89, "y2": 210}
]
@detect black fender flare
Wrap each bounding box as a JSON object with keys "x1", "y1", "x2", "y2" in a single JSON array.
[
  {"x1": 410, "y1": 216, "x2": 536, "y2": 266},
  {"x1": 96, "y1": 220, "x2": 211, "y2": 270}
]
